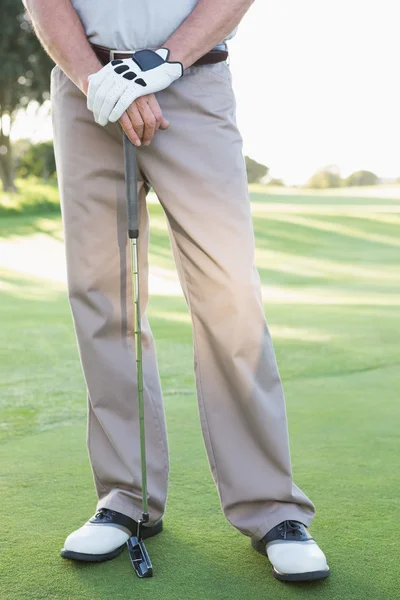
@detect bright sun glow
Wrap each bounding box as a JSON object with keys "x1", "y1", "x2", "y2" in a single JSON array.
[
  {"x1": 11, "y1": 0, "x2": 400, "y2": 185},
  {"x1": 229, "y1": 0, "x2": 400, "y2": 183}
]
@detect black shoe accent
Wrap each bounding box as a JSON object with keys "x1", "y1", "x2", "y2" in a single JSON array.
[
  {"x1": 272, "y1": 568, "x2": 330, "y2": 582},
  {"x1": 60, "y1": 509, "x2": 163, "y2": 563},
  {"x1": 88, "y1": 508, "x2": 162, "y2": 538},
  {"x1": 60, "y1": 544, "x2": 126, "y2": 563},
  {"x1": 252, "y1": 520, "x2": 313, "y2": 554}
]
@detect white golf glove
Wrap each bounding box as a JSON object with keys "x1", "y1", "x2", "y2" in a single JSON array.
[{"x1": 87, "y1": 48, "x2": 183, "y2": 126}]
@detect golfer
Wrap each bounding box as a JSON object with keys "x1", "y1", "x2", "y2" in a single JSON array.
[{"x1": 26, "y1": 0, "x2": 329, "y2": 582}]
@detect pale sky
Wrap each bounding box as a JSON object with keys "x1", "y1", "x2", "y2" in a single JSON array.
[
  {"x1": 12, "y1": 0, "x2": 400, "y2": 185},
  {"x1": 229, "y1": 0, "x2": 400, "y2": 183}
]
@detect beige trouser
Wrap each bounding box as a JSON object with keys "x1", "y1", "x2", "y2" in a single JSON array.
[{"x1": 51, "y1": 60, "x2": 316, "y2": 541}]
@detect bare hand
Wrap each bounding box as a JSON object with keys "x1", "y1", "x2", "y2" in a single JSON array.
[{"x1": 119, "y1": 94, "x2": 169, "y2": 147}]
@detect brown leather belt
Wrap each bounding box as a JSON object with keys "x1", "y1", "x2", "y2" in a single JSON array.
[{"x1": 91, "y1": 44, "x2": 228, "y2": 67}]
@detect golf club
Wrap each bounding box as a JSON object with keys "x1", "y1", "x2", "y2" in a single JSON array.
[{"x1": 123, "y1": 132, "x2": 153, "y2": 579}]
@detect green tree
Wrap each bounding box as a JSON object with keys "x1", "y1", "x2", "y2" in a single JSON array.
[
  {"x1": 16, "y1": 140, "x2": 56, "y2": 180},
  {"x1": 245, "y1": 156, "x2": 269, "y2": 184},
  {"x1": 267, "y1": 177, "x2": 285, "y2": 187},
  {"x1": 307, "y1": 166, "x2": 342, "y2": 189},
  {"x1": 0, "y1": 3, "x2": 53, "y2": 190},
  {"x1": 345, "y1": 170, "x2": 379, "y2": 186}
]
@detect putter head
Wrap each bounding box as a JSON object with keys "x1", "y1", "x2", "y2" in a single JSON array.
[{"x1": 127, "y1": 536, "x2": 153, "y2": 578}]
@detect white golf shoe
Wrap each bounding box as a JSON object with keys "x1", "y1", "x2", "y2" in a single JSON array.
[
  {"x1": 252, "y1": 519, "x2": 330, "y2": 581},
  {"x1": 60, "y1": 508, "x2": 163, "y2": 562}
]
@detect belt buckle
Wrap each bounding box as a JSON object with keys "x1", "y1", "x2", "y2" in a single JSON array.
[{"x1": 109, "y1": 49, "x2": 133, "y2": 61}]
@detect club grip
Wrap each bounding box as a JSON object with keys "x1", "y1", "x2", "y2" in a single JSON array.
[{"x1": 123, "y1": 133, "x2": 139, "y2": 239}]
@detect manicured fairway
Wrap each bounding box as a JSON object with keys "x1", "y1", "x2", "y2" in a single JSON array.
[{"x1": 0, "y1": 186, "x2": 399, "y2": 599}]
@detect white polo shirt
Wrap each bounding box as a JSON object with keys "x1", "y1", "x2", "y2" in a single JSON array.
[{"x1": 71, "y1": 0, "x2": 236, "y2": 51}]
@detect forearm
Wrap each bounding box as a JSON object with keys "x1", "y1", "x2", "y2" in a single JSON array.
[
  {"x1": 164, "y1": 0, "x2": 254, "y2": 69},
  {"x1": 25, "y1": 0, "x2": 101, "y2": 94}
]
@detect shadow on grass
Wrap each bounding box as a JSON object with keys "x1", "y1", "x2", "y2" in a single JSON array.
[
  {"x1": 248, "y1": 188, "x2": 400, "y2": 205},
  {"x1": 0, "y1": 211, "x2": 62, "y2": 239},
  {"x1": 1, "y1": 269, "x2": 399, "y2": 444},
  {"x1": 252, "y1": 216, "x2": 400, "y2": 265}
]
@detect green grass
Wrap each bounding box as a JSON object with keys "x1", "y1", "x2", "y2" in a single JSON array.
[
  {"x1": 0, "y1": 186, "x2": 399, "y2": 599},
  {"x1": 0, "y1": 177, "x2": 60, "y2": 216}
]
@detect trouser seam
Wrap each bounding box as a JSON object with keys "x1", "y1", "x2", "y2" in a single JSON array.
[
  {"x1": 87, "y1": 393, "x2": 109, "y2": 495},
  {"x1": 87, "y1": 391, "x2": 139, "y2": 489},
  {"x1": 130, "y1": 335, "x2": 170, "y2": 497},
  {"x1": 172, "y1": 240, "x2": 220, "y2": 489}
]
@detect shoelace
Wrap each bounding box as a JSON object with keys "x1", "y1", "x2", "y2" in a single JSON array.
[
  {"x1": 94, "y1": 508, "x2": 115, "y2": 521},
  {"x1": 277, "y1": 520, "x2": 304, "y2": 540}
]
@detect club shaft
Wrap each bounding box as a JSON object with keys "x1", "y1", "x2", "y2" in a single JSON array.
[
  {"x1": 123, "y1": 133, "x2": 148, "y2": 519},
  {"x1": 130, "y1": 238, "x2": 148, "y2": 516}
]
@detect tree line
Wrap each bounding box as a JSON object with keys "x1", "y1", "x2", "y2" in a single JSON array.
[
  {"x1": 244, "y1": 157, "x2": 383, "y2": 188},
  {"x1": 8, "y1": 140, "x2": 386, "y2": 190},
  {"x1": 305, "y1": 166, "x2": 381, "y2": 188}
]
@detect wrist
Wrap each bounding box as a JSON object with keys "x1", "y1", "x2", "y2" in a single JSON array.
[
  {"x1": 163, "y1": 45, "x2": 196, "y2": 70},
  {"x1": 78, "y1": 63, "x2": 103, "y2": 96}
]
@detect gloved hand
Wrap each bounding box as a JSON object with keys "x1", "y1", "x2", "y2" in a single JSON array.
[{"x1": 87, "y1": 48, "x2": 183, "y2": 126}]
